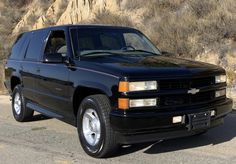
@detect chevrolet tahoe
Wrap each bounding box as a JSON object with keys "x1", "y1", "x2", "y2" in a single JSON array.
[{"x1": 4, "y1": 25, "x2": 233, "y2": 158}]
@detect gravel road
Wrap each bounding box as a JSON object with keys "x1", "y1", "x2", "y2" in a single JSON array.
[{"x1": 0, "y1": 95, "x2": 236, "y2": 164}]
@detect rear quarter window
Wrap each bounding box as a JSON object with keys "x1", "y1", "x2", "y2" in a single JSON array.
[
  {"x1": 25, "y1": 30, "x2": 48, "y2": 61},
  {"x1": 9, "y1": 33, "x2": 30, "y2": 60}
]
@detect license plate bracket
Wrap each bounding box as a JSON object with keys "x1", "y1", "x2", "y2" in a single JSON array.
[{"x1": 187, "y1": 111, "x2": 211, "y2": 130}]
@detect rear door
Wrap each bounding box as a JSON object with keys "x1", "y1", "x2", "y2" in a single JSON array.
[
  {"x1": 21, "y1": 30, "x2": 48, "y2": 102},
  {"x1": 35, "y1": 29, "x2": 71, "y2": 118},
  {"x1": 5, "y1": 33, "x2": 30, "y2": 93}
]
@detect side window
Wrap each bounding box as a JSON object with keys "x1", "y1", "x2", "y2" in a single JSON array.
[
  {"x1": 10, "y1": 33, "x2": 30, "y2": 60},
  {"x1": 25, "y1": 30, "x2": 47, "y2": 60},
  {"x1": 44, "y1": 30, "x2": 67, "y2": 56}
]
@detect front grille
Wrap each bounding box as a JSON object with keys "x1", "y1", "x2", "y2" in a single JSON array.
[
  {"x1": 158, "y1": 77, "x2": 220, "y2": 107},
  {"x1": 160, "y1": 91, "x2": 216, "y2": 106},
  {"x1": 159, "y1": 77, "x2": 214, "y2": 90},
  {"x1": 191, "y1": 91, "x2": 215, "y2": 103}
]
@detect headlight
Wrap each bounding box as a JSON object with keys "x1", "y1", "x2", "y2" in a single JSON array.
[
  {"x1": 119, "y1": 81, "x2": 157, "y2": 92},
  {"x1": 118, "y1": 98, "x2": 157, "y2": 109},
  {"x1": 215, "y1": 89, "x2": 226, "y2": 98},
  {"x1": 215, "y1": 75, "x2": 226, "y2": 83},
  {"x1": 129, "y1": 98, "x2": 157, "y2": 108}
]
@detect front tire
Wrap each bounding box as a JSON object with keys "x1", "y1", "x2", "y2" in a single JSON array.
[
  {"x1": 77, "y1": 94, "x2": 117, "y2": 158},
  {"x1": 12, "y1": 85, "x2": 34, "y2": 122}
]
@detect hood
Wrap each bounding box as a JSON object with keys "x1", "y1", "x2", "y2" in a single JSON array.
[{"x1": 76, "y1": 54, "x2": 225, "y2": 79}]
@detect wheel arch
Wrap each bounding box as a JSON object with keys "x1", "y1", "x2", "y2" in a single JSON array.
[
  {"x1": 10, "y1": 76, "x2": 21, "y2": 91},
  {"x1": 72, "y1": 83, "x2": 112, "y2": 119}
]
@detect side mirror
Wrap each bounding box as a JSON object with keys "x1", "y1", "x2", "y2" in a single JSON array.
[{"x1": 43, "y1": 53, "x2": 64, "y2": 63}]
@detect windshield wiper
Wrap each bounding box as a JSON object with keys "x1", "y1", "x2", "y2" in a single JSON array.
[
  {"x1": 80, "y1": 51, "x2": 119, "y2": 57},
  {"x1": 123, "y1": 49, "x2": 160, "y2": 56}
]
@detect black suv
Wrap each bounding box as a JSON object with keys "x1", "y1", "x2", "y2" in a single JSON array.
[{"x1": 4, "y1": 25, "x2": 232, "y2": 158}]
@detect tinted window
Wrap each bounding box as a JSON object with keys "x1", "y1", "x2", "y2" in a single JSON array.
[
  {"x1": 77, "y1": 30, "x2": 123, "y2": 51},
  {"x1": 25, "y1": 30, "x2": 47, "y2": 60},
  {"x1": 70, "y1": 28, "x2": 160, "y2": 57},
  {"x1": 44, "y1": 30, "x2": 67, "y2": 56},
  {"x1": 78, "y1": 35, "x2": 95, "y2": 50},
  {"x1": 10, "y1": 33, "x2": 30, "y2": 60},
  {"x1": 100, "y1": 33, "x2": 122, "y2": 49},
  {"x1": 124, "y1": 33, "x2": 154, "y2": 52}
]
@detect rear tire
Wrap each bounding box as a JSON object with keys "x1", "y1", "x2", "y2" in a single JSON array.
[
  {"x1": 12, "y1": 85, "x2": 34, "y2": 122},
  {"x1": 77, "y1": 94, "x2": 117, "y2": 158}
]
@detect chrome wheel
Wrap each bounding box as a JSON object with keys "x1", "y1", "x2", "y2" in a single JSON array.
[
  {"x1": 14, "y1": 93, "x2": 21, "y2": 115},
  {"x1": 82, "y1": 108, "x2": 101, "y2": 146}
]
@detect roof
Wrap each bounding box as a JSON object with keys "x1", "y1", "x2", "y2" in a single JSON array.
[{"x1": 29, "y1": 24, "x2": 136, "y2": 32}]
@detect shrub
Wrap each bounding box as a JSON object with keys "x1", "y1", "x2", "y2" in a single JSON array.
[
  {"x1": 3, "y1": 0, "x2": 33, "y2": 8},
  {"x1": 227, "y1": 70, "x2": 236, "y2": 86},
  {"x1": 90, "y1": 11, "x2": 134, "y2": 27},
  {"x1": 189, "y1": 0, "x2": 217, "y2": 18}
]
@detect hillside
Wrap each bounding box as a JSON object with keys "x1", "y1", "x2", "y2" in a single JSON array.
[{"x1": 0, "y1": 0, "x2": 235, "y2": 102}]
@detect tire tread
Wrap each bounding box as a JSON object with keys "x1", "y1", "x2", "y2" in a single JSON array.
[
  {"x1": 12, "y1": 85, "x2": 34, "y2": 122},
  {"x1": 78, "y1": 94, "x2": 118, "y2": 158}
]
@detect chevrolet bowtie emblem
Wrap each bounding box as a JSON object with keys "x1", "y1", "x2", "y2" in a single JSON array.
[{"x1": 188, "y1": 88, "x2": 200, "y2": 95}]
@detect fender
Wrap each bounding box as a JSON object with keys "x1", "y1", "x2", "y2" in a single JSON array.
[{"x1": 74, "y1": 80, "x2": 113, "y2": 98}]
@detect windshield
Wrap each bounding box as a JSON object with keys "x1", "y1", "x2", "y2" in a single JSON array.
[{"x1": 70, "y1": 27, "x2": 161, "y2": 57}]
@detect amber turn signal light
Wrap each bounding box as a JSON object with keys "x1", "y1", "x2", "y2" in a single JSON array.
[
  {"x1": 118, "y1": 98, "x2": 129, "y2": 110},
  {"x1": 119, "y1": 81, "x2": 129, "y2": 92}
]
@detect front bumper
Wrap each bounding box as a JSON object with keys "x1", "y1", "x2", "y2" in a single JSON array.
[{"x1": 110, "y1": 98, "x2": 232, "y2": 144}]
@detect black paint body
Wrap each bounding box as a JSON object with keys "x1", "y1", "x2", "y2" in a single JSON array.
[{"x1": 4, "y1": 25, "x2": 232, "y2": 144}]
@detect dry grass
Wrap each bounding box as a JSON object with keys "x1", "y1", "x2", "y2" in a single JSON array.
[
  {"x1": 89, "y1": 11, "x2": 134, "y2": 27},
  {"x1": 227, "y1": 71, "x2": 236, "y2": 86},
  {"x1": 3, "y1": 0, "x2": 33, "y2": 8},
  {"x1": 0, "y1": 61, "x2": 6, "y2": 93},
  {"x1": 116, "y1": 0, "x2": 236, "y2": 57}
]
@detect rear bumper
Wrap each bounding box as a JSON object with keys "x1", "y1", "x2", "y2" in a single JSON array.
[{"x1": 110, "y1": 98, "x2": 232, "y2": 144}]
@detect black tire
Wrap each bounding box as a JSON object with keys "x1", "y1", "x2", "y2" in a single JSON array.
[
  {"x1": 77, "y1": 94, "x2": 117, "y2": 158},
  {"x1": 12, "y1": 85, "x2": 34, "y2": 122}
]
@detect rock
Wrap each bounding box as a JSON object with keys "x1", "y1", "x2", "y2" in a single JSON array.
[
  {"x1": 11, "y1": 0, "x2": 147, "y2": 34},
  {"x1": 12, "y1": 9, "x2": 35, "y2": 34},
  {"x1": 57, "y1": 0, "x2": 120, "y2": 25},
  {"x1": 33, "y1": 0, "x2": 69, "y2": 29},
  {"x1": 12, "y1": 1, "x2": 53, "y2": 34}
]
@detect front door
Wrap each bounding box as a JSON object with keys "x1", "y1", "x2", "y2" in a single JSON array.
[{"x1": 35, "y1": 30, "x2": 71, "y2": 118}]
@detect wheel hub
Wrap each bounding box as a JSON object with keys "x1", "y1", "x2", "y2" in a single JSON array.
[
  {"x1": 82, "y1": 108, "x2": 101, "y2": 146},
  {"x1": 14, "y1": 93, "x2": 21, "y2": 115}
]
